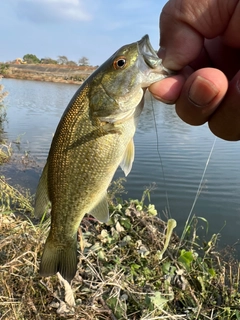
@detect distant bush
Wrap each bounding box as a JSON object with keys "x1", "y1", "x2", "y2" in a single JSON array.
[
  {"x1": 78, "y1": 56, "x2": 89, "y2": 66},
  {"x1": 66, "y1": 61, "x2": 77, "y2": 66},
  {"x1": 41, "y1": 58, "x2": 58, "y2": 64},
  {"x1": 57, "y1": 55, "x2": 68, "y2": 65},
  {"x1": 23, "y1": 54, "x2": 40, "y2": 64},
  {"x1": 0, "y1": 64, "x2": 9, "y2": 75}
]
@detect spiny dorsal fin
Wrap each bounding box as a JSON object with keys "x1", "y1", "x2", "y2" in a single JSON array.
[
  {"x1": 90, "y1": 193, "x2": 109, "y2": 223},
  {"x1": 120, "y1": 138, "x2": 135, "y2": 176}
]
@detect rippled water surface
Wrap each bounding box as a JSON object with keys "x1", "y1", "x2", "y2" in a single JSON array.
[{"x1": 2, "y1": 78, "x2": 240, "y2": 253}]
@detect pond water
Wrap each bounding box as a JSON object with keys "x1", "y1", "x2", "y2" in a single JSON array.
[{"x1": 1, "y1": 78, "x2": 240, "y2": 255}]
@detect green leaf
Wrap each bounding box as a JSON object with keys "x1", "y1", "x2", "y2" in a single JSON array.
[
  {"x1": 145, "y1": 294, "x2": 153, "y2": 310},
  {"x1": 90, "y1": 242, "x2": 102, "y2": 252},
  {"x1": 136, "y1": 204, "x2": 143, "y2": 211},
  {"x1": 197, "y1": 275, "x2": 206, "y2": 296},
  {"x1": 150, "y1": 292, "x2": 168, "y2": 310},
  {"x1": 178, "y1": 249, "x2": 194, "y2": 271},
  {"x1": 162, "y1": 262, "x2": 171, "y2": 274},
  {"x1": 197, "y1": 216, "x2": 209, "y2": 233},
  {"x1": 130, "y1": 263, "x2": 141, "y2": 276},
  {"x1": 234, "y1": 310, "x2": 240, "y2": 320},
  {"x1": 208, "y1": 268, "x2": 216, "y2": 277},
  {"x1": 120, "y1": 217, "x2": 132, "y2": 230},
  {"x1": 115, "y1": 203, "x2": 122, "y2": 212},
  {"x1": 106, "y1": 296, "x2": 126, "y2": 319},
  {"x1": 98, "y1": 250, "x2": 106, "y2": 261},
  {"x1": 147, "y1": 204, "x2": 157, "y2": 216}
]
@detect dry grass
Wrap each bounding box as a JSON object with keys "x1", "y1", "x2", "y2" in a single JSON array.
[
  {"x1": 0, "y1": 144, "x2": 12, "y2": 164},
  {"x1": 1, "y1": 179, "x2": 240, "y2": 320},
  {"x1": 0, "y1": 83, "x2": 8, "y2": 103},
  {"x1": 0, "y1": 192, "x2": 176, "y2": 319}
]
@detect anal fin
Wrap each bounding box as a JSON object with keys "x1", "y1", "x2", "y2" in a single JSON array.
[
  {"x1": 120, "y1": 138, "x2": 135, "y2": 176},
  {"x1": 90, "y1": 192, "x2": 109, "y2": 223}
]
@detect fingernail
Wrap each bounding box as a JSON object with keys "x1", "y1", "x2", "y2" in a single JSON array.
[
  {"x1": 188, "y1": 76, "x2": 219, "y2": 107},
  {"x1": 158, "y1": 48, "x2": 177, "y2": 70},
  {"x1": 158, "y1": 48, "x2": 183, "y2": 70}
]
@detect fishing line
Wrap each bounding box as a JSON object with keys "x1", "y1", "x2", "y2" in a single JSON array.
[
  {"x1": 180, "y1": 136, "x2": 217, "y2": 244},
  {"x1": 150, "y1": 94, "x2": 171, "y2": 217}
]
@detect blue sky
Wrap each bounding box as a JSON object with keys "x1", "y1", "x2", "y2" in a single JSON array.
[{"x1": 0, "y1": 0, "x2": 167, "y2": 66}]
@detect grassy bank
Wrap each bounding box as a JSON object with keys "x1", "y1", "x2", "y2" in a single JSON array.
[
  {"x1": 1, "y1": 82, "x2": 240, "y2": 319},
  {"x1": 1, "y1": 173, "x2": 240, "y2": 319}
]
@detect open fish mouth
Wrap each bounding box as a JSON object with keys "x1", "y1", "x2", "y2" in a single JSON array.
[{"x1": 138, "y1": 34, "x2": 172, "y2": 75}]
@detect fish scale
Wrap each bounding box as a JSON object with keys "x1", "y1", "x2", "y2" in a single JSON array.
[{"x1": 35, "y1": 35, "x2": 172, "y2": 282}]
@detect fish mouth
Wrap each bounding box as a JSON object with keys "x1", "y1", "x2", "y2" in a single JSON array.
[{"x1": 138, "y1": 34, "x2": 172, "y2": 75}]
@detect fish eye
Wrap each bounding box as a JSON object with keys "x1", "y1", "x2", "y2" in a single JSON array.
[{"x1": 113, "y1": 56, "x2": 127, "y2": 70}]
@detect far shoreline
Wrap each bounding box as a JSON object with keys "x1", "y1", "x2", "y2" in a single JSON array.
[{"x1": 0, "y1": 63, "x2": 97, "y2": 85}]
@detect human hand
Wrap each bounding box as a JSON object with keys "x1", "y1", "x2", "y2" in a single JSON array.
[{"x1": 149, "y1": 0, "x2": 240, "y2": 141}]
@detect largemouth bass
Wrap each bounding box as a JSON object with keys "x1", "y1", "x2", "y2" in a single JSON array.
[{"x1": 35, "y1": 35, "x2": 171, "y2": 282}]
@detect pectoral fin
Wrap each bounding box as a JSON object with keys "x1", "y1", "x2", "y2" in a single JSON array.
[
  {"x1": 120, "y1": 138, "x2": 135, "y2": 176},
  {"x1": 90, "y1": 193, "x2": 109, "y2": 223},
  {"x1": 35, "y1": 162, "x2": 50, "y2": 218}
]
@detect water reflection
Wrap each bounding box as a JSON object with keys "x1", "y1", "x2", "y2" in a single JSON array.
[
  {"x1": 1, "y1": 78, "x2": 240, "y2": 255},
  {"x1": 3, "y1": 79, "x2": 79, "y2": 163}
]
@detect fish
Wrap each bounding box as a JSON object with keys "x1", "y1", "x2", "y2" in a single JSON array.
[{"x1": 35, "y1": 35, "x2": 172, "y2": 282}]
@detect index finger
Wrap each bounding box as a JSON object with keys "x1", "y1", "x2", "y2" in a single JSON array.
[{"x1": 159, "y1": 0, "x2": 238, "y2": 70}]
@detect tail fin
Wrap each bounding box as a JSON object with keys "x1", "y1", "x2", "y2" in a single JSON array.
[{"x1": 39, "y1": 235, "x2": 78, "y2": 283}]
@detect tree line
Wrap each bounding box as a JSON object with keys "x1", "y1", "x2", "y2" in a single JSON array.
[{"x1": 22, "y1": 54, "x2": 90, "y2": 66}]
